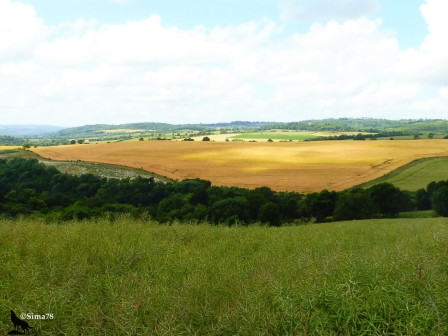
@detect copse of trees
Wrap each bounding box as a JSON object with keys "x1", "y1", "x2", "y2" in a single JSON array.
[{"x1": 1, "y1": 158, "x2": 448, "y2": 224}]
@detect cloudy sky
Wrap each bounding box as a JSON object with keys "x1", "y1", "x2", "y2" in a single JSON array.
[{"x1": 1, "y1": 0, "x2": 447, "y2": 126}]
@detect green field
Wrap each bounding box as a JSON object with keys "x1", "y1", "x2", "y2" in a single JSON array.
[
  {"x1": 1, "y1": 217, "x2": 447, "y2": 335},
  {"x1": 232, "y1": 132, "x2": 318, "y2": 141},
  {"x1": 360, "y1": 156, "x2": 448, "y2": 191}
]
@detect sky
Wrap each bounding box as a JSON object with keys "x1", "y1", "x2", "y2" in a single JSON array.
[{"x1": 0, "y1": 0, "x2": 447, "y2": 127}]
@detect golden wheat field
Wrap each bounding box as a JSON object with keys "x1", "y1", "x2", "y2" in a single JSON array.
[
  {"x1": 31, "y1": 140, "x2": 448, "y2": 192},
  {"x1": 0, "y1": 146, "x2": 20, "y2": 150}
]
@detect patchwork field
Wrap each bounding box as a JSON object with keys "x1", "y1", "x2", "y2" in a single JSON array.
[{"x1": 32, "y1": 140, "x2": 448, "y2": 192}]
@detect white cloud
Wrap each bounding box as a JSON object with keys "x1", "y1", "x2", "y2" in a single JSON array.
[
  {"x1": 0, "y1": 0, "x2": 47, "y2": 60},
  {"x1": 280, "y1": 0, "x2": 378, "y2": 22},
  {"x1": 397, "y1": 0, "x2": 448, "y2": 86},
  {"x1": 0, "y1": 0, "x2": 447, "y2": 126}
]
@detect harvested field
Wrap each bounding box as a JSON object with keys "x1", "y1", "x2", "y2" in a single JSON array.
[{"x1": 31, "y1": 140, "x2": 448, "y2": 192}]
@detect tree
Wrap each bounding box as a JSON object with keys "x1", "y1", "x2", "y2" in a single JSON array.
[
  {"x1": 353, "y1": 133, "x2": 366, "y2": 140},
  {"x1": 431, "y1": 186, "x2": 448, "y2": 216},
  {"x1": 299, "y1": 189, "x2": 337, "y2": 222},
  {"x1": 333, "y1": 189, "x2": 374, "y2": 221},
  {"x1": 267, "y1": 139, "x2": 273, "y2": 142},
  {"x1": 211, "y1": 197, "x2": 249, "y2": 225},
  {"x1": 428, "y1": 132, "x2": 434, "y2": 139},
  {"x1": 258, "y1": 202, "x2": 281, "y2": 226},
  {"x1": 368, "y1": 183, "x2": 411, "y2": 217},
  {"x1": 202, "y1": 136, "x2": 210, "y2": 141},
  {"x1": 416, "y1": 188, "x2": 431, "y2": 210},
  {"x1": 174, "y1": 178, "x2": 211, "y2": 205},
  {"x1": 77, "y1": 139, "x2": 85, "y2": 144},
  {"x1": 157, "y1": 193, "x2": 187, "y2": 222}
]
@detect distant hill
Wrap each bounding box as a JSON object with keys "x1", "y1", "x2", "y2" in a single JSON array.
[
  {"x1": 53, "y1": 121, "x2": 275, "y2": 139},
  {"x1": 11, "y1": 119, "x2": 448, "y2": 140},
  {"x1": 55, "y1": 122, "x2": 177, "y2": 138},
  {"x1": 0, "y1": 125, "x2": 65, "y2": 136}
]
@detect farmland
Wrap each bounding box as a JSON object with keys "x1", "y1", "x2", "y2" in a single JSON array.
[
  {"x1": 229, "y1": 130, "x2": 373, "y2": 142},
  {"x1": 32, "y1": 139, "x2": 448, "y2": 193},
  {"x1": 1, "y1": 217, "x2": 447, "y2": 335},
  {"x1": 360, "y1": 156, "x2": 448, "y2": 191},
  {"x1": 0, "y1": 146, "x2": 21, "y2": 151}
]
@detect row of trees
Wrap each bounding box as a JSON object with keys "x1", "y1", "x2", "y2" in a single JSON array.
[
  {"x1": 1, "y1": 158, "x2": 447, "y2": 224},
  {"x1": 263, "y1": 118, "x2": 448, "y2": 134}
]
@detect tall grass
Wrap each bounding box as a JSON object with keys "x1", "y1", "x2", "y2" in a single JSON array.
[{"x1": 1, "y1": 217, "x2": 447, "y2": 335}]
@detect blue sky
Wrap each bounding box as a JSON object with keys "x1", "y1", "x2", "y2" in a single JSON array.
[
  {"x1": 1, "y1": 0, "x2": 447, "y2": 126},
  {"x1": 23, "y1": 0, "x2": 427, "y2": 48}
]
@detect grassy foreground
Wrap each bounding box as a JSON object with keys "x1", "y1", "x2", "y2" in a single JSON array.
[{"x1": 1, "y1": 217, "x2": 448, "y2": 335}]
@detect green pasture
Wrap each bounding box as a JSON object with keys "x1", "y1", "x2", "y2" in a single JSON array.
[
  {"x1": 360, "y1": 157, "x2": 448, "y2": 191},
  {"x1": 1, "y1": 217, "x2": 447, "y2": 335}
]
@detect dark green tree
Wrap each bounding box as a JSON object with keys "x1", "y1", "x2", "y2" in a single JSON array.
[
  {"x1": 416, "y1": 188, "x2": 431, "y2": 210},
  {"x1": 258, "y1": 202, "x2": 281, "y2": 226},
  {"x1": 368, "y1": 183, "x2": 411, "y2": 217},
  {"x1": 431, "y1": 186, "x2": 448, "y2": 216},
  {"x1": 333, "y1": 189, "x2": 374, "y2": 221}
]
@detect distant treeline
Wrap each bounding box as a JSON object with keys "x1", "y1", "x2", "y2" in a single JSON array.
[
  {"x1": 0, "y1": 135, "x2": 25, "y2": 146},
  {"x1": 0, "y1": 135, "x2": 67, "y2": 147},
  {"x1": 1, "y1": 158, "x2": 447, "y2": 224},
  {"x1": 263, "y1": 118, "x2": 448, "y2": 135},
  {"x1": 308, "y1": 131, "x2": 407, "y2": 141}
]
